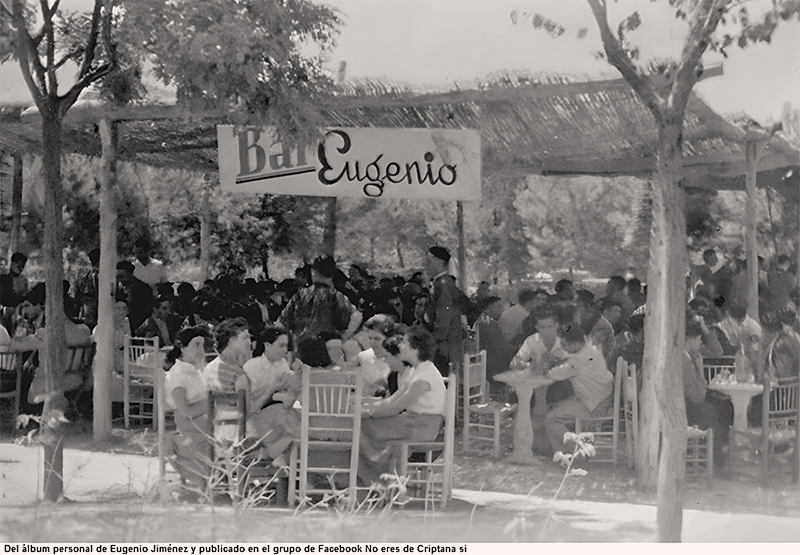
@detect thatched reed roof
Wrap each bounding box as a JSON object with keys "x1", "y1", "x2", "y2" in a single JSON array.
[{"x1": 1, "y1": 77, "x2": 797, "y2": 200}]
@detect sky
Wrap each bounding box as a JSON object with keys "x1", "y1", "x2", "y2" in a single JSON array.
[{"x1": 1, "y1": 0, "x2": 798, "y2": 122}]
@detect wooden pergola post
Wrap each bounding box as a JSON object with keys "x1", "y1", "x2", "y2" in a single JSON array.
[
  {"x1": 94, "y1": 118, "x2": 119, "y2": 441},
  {"x1": 456, "y1": 201, "x2": 467, "y2": 292},
  {"x1": 744, "y1": 139, "x2": 761, "y2": 323},
  {"x1": 200, "y1": 173, "x2": 213, "y2": 282},
  {"x1": 7, "y1": 152, "x2": 23, "y2": 260}
]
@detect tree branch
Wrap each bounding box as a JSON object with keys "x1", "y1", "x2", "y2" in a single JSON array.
[
  {"x1": 78, "y1": 0, "x2": 102, "y2": 80},
  {"x1": 586, "y1": 0, "x2": 663, "y2": 120},
  {"x1": 58, "y1": 62, "x2": 112, "y2": 116},
  {"x1": 10, "y1": 0, "x2": 47, "y2": 106},
  {"x1": 40, "y1": 0, "x2": 57, "y2": 99},
  {"x1": 670, "y1": 0, "x2": 732, "y2": 116},
  {"x1": 48, "y1": 0, "x2": 61, "y2": 20}
]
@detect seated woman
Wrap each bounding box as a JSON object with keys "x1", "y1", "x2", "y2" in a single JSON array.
[
  {"x1": 358, "y1": 327, "x2": 446, "y2": 485},
  {"x1": 25, "y1": 294, "x2": 94, "y2": 406},
  {"x1": 243, "y1": 326, "x2": 302, "y2": 467},
  {"x1": 164, "y1": 326, "x2": 214, "y2": 492},
  {"x1": 544, "y1": 326, "x2": 614, "y2": 467},
  {"x1": 341, "y1": 315, "x2": 398, "y2": 396}
]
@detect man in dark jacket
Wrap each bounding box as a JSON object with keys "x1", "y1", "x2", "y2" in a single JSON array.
[{"x1": 425, "y1": 246, "x2": 468, "y2": 376}]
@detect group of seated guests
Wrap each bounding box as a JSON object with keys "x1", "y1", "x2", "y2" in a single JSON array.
[
  {"x1": 485, "y1": 270, "x2": 799, "y2": 470},
  {"x1": 162, "y1": 314, "x2": 448, "y2": 499}
]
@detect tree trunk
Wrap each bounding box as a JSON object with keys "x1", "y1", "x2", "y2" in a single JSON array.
[
  {"x1": 261, "y1": 248, "x2": 270, "y2": 279},
  {"x1": 645, "y1": 121, "x2": 689, "y2": 542},
  {"x1": 94, "y1": 119, "x2": 118, "y2": 442},
  {"x1": 322, "y1": 197, "x2": 337, "y2": 257},
  {"x1": 8, "y1": 152, "x2": 23, "y2": 259},
  {"x1": 395, "y1": 238, "x2": 404, "y2": 268},
  {"x1": 40, "y1": 110, "x2": 68, "y2": 502}
]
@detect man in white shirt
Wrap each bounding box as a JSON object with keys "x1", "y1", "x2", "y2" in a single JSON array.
[{"x1": 132, "y1": 238, "x2": 168, "y2": 290}]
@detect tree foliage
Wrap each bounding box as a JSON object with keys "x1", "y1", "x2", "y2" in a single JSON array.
[{"x1": 121, "y1": 0, "x2": 341, "y2": 140}]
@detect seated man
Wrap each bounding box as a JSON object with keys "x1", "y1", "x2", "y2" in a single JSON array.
[
  {"x1": 544, "y1": 326, "x2": 614, "y2": 467},
  {"x1": 684, "y1": 320, "x2": 726, "y2": 468}
]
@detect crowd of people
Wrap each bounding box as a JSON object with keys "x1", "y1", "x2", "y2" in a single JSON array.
[{"x1": 1, "y1": 241, "x2": 798, "y2": 494}]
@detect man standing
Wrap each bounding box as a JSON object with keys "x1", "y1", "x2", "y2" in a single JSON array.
[
  {"x1": 116, "y1": 260, "x2": 155, "y2": 333},
  {"x1": 76, "y1": 248, "x2": 100, "y2": 328},
  {"x1": 133, "y1": 238, "x2": 168, "y2": 293},
  {"x1": 278, "y1": 256, "x2": 362, "y2": 343},
  {"x1": 425, "y1": 246, "x2": 466, "y2": 376}
]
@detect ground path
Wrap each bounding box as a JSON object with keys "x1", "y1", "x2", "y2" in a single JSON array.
[{"x1": 1, "y1": 434, "x2": 799, "y2": 542}]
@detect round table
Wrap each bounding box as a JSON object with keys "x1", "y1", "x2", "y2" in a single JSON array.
[
  {"x1": 493, "y1": 368, "x2": 553, "y2": 465},
  {"x1": 708, "y1": 382, "x2": 763, "y2": 431}
]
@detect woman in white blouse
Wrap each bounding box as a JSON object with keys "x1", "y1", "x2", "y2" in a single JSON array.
[
  {"x1": 164, "y1": 326, "x2": 213, "y2": 491},
  {"x1": 243, "y1": 326, "x2": 302, "y2": 467},
  {"x1": 358, "y1": 327, "x2": 447, "y2": 484}
]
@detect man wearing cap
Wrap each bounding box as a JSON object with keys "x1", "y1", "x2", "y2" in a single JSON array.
[
  {"x1": 278, "y1": 255, "x2": 362, "y2": 343},
  {"x1": 425, "y1": 246, "x2": 466, "y2": 376}
]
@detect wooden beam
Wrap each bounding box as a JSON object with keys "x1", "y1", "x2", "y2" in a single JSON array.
[{"x1": 7, "y1": 152, "x2": 23, "y2": 260}]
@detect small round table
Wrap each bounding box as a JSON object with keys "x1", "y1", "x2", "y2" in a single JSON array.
[
  {"x1": 493, "y1": 368, "x2": 553, "y2": 465},
  {"x1": 708, "y1": 382, "x2": 763, "y2": 431}
]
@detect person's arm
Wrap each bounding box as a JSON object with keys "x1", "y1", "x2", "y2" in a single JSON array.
[
  {"x1": 172, "y1": 386, "x2": 207, "y2": 420},
  {"x1": 510, "y1": 336, "x2": 535, "y2": 369},
  {"x1": 342, "y1": 310, "x2": 363, "y2": 342},
  {"x1": 362, "y1": 380, "x2": 430, "y2": 418},
  {"x1": 547, "y1": 359, "x2": 578, "y2": 382}
]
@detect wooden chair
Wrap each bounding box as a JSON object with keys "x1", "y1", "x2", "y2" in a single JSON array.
[
  {"x1": 742, "y1": 377, "x2": 799, "y2": 483},
  {"x1": 620, "y1": 358, "x2": 639, "y2": 470},
  {"x1": 0, "y1": 350, "x2": 24, "y2": 422},
  {"x1": 574, "y1": 360, "x2": 623, "y2": 465},
  {"x1": 64, "y1": 344, "x2": 96, "y2": 415},
  {"x1": 123, "y1": 335, "x2": 160, "y2": 429},
  {"x1": 397, "y1": 372, "x2": 457, "y2": 510},
  {"x1": 462, "y1": 350, "x2": 516, "y2": 458},
  {"x1": 702, "y1": 357, "x2": 735, "y2": 384},
  {"x1": 287, "y1": 368, "x2": 362, "y2": 507},
  {"x1": 686, "y1": 427, "x2": 714, "y2": 477},
  {"x1": 615, "y1": 357, "x2": 713, "y2": 477}
]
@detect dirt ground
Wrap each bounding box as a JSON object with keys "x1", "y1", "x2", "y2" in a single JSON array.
[{"x1": 4, "y1": 413, "x2": 796, "y2": 520}]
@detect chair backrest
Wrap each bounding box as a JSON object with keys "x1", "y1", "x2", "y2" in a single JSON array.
[
  {"x1": 769, "y1": 378, "x2": 799, "y2": 419},
  {"x1": 66, "y1": 344, "x2": 96, "y2": 373},
  {"x1": 124, "y1": 335, "x2": 160, "y2": 378},
  {"x1": 463, "y1": 350, "x2": 487, "y2": 406},
  {"x1": 0, "y1": 351, "x2": 19, "y2": 371},
  {"x1": 302, "y1": 368, "x2": 362, "y2": 444},
  {"x1": 702, "y1": 357, "x2": 735, "y2": 384}
]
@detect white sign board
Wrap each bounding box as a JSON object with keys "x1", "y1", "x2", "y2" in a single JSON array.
[{"x1": 217, "y1": 126, "x2": 481, "y2": 200}]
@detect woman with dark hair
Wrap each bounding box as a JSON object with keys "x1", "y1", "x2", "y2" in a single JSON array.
[
  {"x1": 164, "y1": 326, "x2": 214, "y2": 492},
  {"x1": 243, "y1": 326, "x2": 302, "y2": 467},
  {"x1": 358, "y1": 327, "x2": 447, "y2": 484}
]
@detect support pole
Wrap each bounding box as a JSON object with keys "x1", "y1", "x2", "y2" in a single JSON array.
[
  {"x1": 322, "y1": 197, "x2": 337, "y2": 257},
  {"x1": 456, "y1": 201, "x2": 467, "y2": 292},
  {"x1": 94, "y1": 119, "x2": 118, "y2": 441},
  {"x1": 744, "y1": 139, "x2": 760, "y2": 323},
  {"x1": 200, "y1": 173, "x2": 213, "y2": 282},
  {"x1": 8, "y1": 152, "x2": 23, "y2": 259}
]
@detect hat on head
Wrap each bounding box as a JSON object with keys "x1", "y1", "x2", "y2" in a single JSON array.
[
  {"x1": 428, "y1": 246, "x2": 451, "y2": 264},
  {"x1": 312, "y1": 256, "x2": 336, "y2": 278}
]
